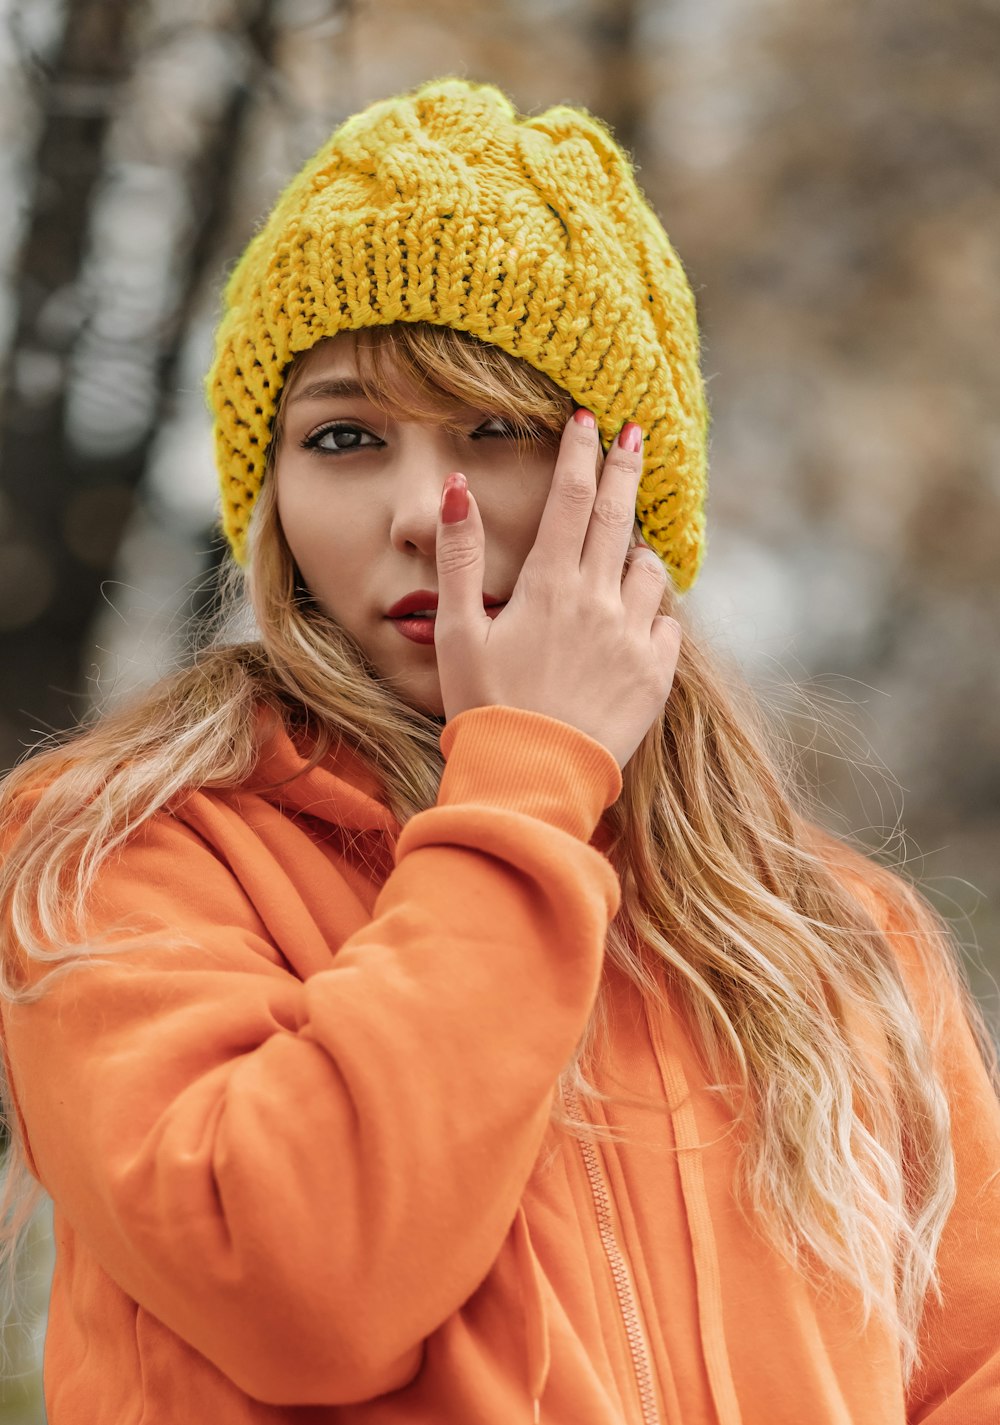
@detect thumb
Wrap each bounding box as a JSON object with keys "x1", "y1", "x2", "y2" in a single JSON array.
[{"x1": 436, "y1": 473, "x2": 487, "y2": 631}]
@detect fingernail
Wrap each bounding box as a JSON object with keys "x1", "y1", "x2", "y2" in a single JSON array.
[
  {"x1": 573, "y1": 408, "x2": 596, "y2": 428},
  {"x1": 441, "y1": 472, "x2": 468, "y2": 524},
  {"x1": 620, "y1": 422, "x2": 643, "y2": 453}
]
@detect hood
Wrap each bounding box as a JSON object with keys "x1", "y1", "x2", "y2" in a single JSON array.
[
  {"x1": 242, "y1": 708, "x2": 618, "y2": 852},
  {"x1": 243, "y1": 710, "x2": 399, "y2": 837}
]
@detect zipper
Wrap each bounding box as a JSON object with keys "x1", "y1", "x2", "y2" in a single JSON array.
[{"x1": 566, "y1": 1089, "x2": 662, "y2": 1425}]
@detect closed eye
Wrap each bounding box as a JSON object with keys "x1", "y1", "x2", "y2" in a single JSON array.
[{"x1": 471, "y1": 416, "x2": 523, "y2": 439}]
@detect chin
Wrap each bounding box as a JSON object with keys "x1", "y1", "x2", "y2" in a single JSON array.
[
  {"x1": 382, "y1": 668, "x2": 446, "y2": 721},
  {"x1": 408, "y1": 694, "x2": 446, "y2": 720}
]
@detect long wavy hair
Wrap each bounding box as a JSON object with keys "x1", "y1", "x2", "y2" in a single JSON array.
[{"x1": 1, "y1": 321, "x2": 996, "y2": 1385}]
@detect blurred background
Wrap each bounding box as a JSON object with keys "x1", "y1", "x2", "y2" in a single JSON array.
[{"x1": 1, "y1": 0, "x2": 998, "y2": 1416}]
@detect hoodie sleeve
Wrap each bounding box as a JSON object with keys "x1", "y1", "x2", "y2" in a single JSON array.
[
  {"x1": 880, "y1": 891, "x2": 1000, "y2": 1423},
  {"x1": 0, "y1": 705, "x2": 622, "y2": 1407}
]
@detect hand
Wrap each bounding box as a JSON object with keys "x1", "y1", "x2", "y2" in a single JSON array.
[{"x1": 433, "y1": 411, "x2": 682, "y2": 770}]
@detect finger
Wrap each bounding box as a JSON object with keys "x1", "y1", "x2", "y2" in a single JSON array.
[
  {"x1": 521, "y1": 408, "x2": 601, "y2": 580},
  {"x1": 652, "y1": 615, "x2": 683, "y2": 688},
  {"x1": 620, "y1": 543, "x2": 669, "y2": 623},
  {"x1": 579, "y1": 422, "x2": 644, "y2": 584},
  {"x1": 435, "y1": 474, "x2": 488, "y2": 635}
]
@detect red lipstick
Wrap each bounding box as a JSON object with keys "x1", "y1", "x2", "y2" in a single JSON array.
[
  {"x1": 386, "y1": 590, "x2": 441, "y2": 618},
  {"x1": 386, "y1": 589, "x2": 507, "y2": 645}
]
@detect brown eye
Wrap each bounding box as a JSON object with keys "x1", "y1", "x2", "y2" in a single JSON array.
[{"x1": 303, "y1": 423, "x2": 381, "y2": 453}]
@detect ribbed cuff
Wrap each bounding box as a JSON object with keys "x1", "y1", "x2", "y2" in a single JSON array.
[{"x1": 438, "y1": 706, "x2": 622, "y2": 841}]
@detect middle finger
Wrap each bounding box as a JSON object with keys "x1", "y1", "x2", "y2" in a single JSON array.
[
  {"x1": 521, "y1": 408, "x2": 605, "y2": 580},
  {"x1": 579, "y1": 422, "x2": 644, "y2": 584}
]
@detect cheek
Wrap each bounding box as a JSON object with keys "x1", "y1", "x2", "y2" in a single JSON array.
[
  {"x1": 477, "y1": 453, "x2": 553, "y2": 555},
  {"x1": 277, "y1": 477, "x2": 322, "y2": 571},
  {"x1": 275, "y1": 467, "x2": 366, "y2": 612}
]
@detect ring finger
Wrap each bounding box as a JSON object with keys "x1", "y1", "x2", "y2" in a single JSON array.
[{"x1": 620, "y1": 541, "x2": 669, "y2": 624}]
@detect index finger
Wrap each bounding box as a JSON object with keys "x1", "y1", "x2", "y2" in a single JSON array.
[{"x1": 521, "y1": 409, "x2": 604, "y2": 579}]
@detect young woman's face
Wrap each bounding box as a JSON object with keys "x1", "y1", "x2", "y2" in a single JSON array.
[{"x1": 273, "y1": 332, "x2": 564, "y2": 717}]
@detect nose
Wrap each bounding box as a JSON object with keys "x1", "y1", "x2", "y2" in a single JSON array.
[{"x1": 387, "y1": 428, "x2": 457, "y2": 558}]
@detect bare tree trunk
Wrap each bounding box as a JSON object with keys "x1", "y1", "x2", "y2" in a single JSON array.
[
  {"x1": 0, "y1": 0, "x2": 280, "y2": 771},
  {"x1": 0, "y1": 0, "x2": 134, "y2": 762}
]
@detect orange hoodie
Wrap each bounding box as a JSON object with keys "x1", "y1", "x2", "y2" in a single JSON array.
[{"x1": 1, "y1": 705, "x2": 998, "y2": 1423}]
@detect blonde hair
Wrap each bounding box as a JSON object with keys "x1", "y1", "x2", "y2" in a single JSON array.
[{"x1": 1, "y1": 322, "x2": 996, "y2": 1386}]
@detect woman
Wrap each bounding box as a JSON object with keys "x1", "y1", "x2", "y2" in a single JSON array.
[{"x1": 1, "y1": 77, "x2": 998, "y2": 1424}]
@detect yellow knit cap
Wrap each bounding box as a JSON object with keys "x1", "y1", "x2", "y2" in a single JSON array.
[{"x1": 207, "y1": 77, "x2": 709, "y2": 590}]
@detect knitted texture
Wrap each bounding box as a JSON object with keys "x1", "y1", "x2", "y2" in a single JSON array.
[{"x1": 207, "y1": 78, "x2": 710, "y2": 590}]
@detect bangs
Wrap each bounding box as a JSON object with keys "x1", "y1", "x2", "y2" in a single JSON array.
[{"x1": 351, "y1": 322, "x2": 574, "y2": 446}]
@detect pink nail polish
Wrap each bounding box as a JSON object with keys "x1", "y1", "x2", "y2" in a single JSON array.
[
  {"x1": 620, "y1": 422, "x2": 643, "y2": 453},
  {"x1": 573, "y1": 408, "x2": 596, "y2": 428}
]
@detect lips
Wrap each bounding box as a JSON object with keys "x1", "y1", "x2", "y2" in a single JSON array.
[{"x1": 386, "y1": 589, "x2": 506, "y2": 618}]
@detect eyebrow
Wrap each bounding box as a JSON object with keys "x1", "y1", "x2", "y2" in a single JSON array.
[{"x1": 288, "y1": 377, "x2": 371, "y2": 404}]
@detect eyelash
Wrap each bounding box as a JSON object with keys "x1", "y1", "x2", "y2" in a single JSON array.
[{"x1": 301, "y1": 418, "x2": 518, "y2": 454}]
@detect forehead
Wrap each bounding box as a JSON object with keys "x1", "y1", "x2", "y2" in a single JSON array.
[
  {"x1": 282, "y1": 330, "x2": 495, "y2": 428},
  {"x1": 286, "y1": 333, "x2": 371, "y2": 396}
]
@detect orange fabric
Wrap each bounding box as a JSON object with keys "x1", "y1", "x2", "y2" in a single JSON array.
[{"x1": 2, "y1": 705, "x2": 999, "y2": 1423}]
